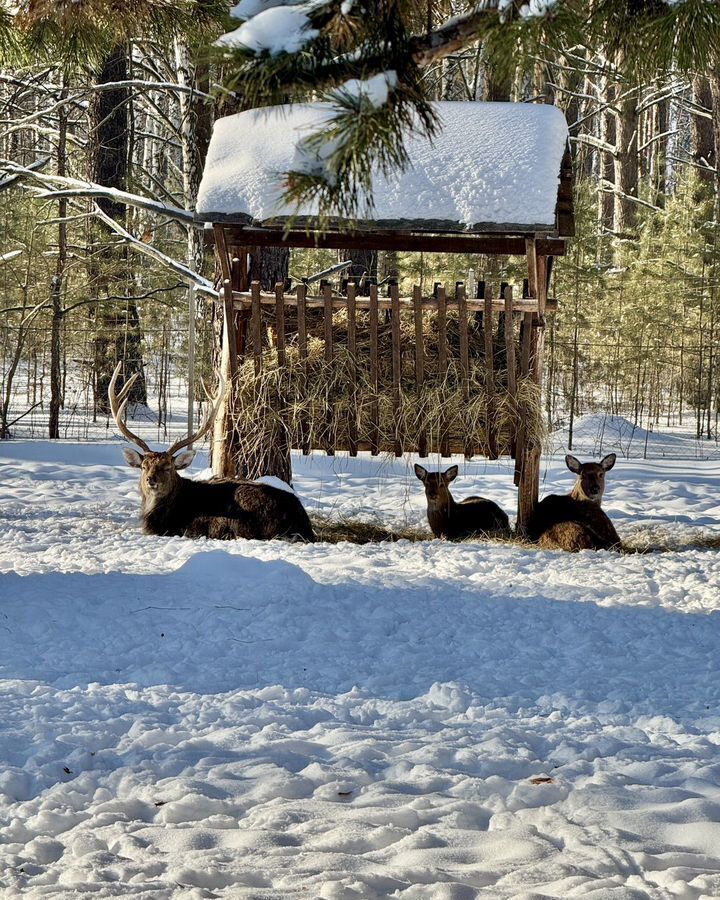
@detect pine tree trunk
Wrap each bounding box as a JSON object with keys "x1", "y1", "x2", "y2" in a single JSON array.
[
  {"x1": 613, "y1": 78, "x2": 638, "y2": 237},
  {"x1": 89, "y1": 44, "x2": 146, "y2": 414},
  {"x1": 692, "y1": 75, "x2": 714, "y2": 184},
  {"x1": 49, "y1": 79, "x2": 68, "y2": 439}
]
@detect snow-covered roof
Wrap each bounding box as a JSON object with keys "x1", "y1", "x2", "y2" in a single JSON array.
[{"x1": 196, "y1": 101, "x2": 571, "y2": 234}]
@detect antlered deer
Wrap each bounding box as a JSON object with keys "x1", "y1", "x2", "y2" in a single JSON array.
[
  {"x1": 414, "y1": 464, "x2": 510, "y2": 540},
  {"x1": 110, "y1": 364, "x2": 315, "y2": 542},
  {"x1": 526, "y1": 453, "x2": 621, "y2": 551}
]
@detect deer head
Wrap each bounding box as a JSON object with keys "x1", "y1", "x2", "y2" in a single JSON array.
[
  {"x1": 565, "y1": 453, "x2": 616, "y2": 503},
  {"x1": 109, "y1": 363, "x2": 225, "y2": 505},
  {"x1": 414, "y1": 464, "x2": 458, "y2": 507}
]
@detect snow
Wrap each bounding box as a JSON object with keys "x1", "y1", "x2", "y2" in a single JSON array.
[
  {"x1": 1, "y1": 431, "x2": 720, "y2": 897},
  {"x1": 196, "y1": 101, "x2": 570, "y2": 230},
  {"x1": 229, "y1": 0, "x2": 306, "y2": 20},
  {"x1": 337, "y1": 71, "x2": 398, "y2": 108},
  {"x1": 552, "y1": 412, "x2": 720, "y2": 461},
  {"x1": 215, "y1": 5, "x2": 320, "y2": 55}
]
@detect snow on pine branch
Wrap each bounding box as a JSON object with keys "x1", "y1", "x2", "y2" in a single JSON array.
[
  {"x1": 291, "y1": 72, "x2": 398, "y2": 186},
  {"x1": 334, "y1": 71, "x2": 397, "y2": 109},
  {"x1": 217, "y1": 0, "x2": 330, "y2": 56}
]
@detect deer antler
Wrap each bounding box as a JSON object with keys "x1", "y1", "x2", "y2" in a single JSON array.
[
  {"x1": 167, "y1": 374, "x2": 226, "y2": 457},
  {"x1": 108, "y1": 362, "x2": 152, "y2": 454}
]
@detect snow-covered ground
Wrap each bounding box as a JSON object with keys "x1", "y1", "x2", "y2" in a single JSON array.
[{"x1": 1, "y1": 431, "x2": 720, "y2": 899}]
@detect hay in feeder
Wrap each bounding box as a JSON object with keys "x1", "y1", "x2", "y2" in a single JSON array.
[{"x1": 227, "y1": 308, "x2": 546, "y2": 478}]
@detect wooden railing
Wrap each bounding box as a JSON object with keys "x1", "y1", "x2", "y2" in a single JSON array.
[{"x1": 220, "y1": 280, "x2": 548, "y2": 461}]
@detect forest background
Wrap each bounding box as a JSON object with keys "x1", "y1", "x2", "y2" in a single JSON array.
[{"x1": 1, "y1": 0, "x2": 719, "y2": 453}]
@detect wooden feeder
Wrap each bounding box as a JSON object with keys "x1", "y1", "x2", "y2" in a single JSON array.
[{"x1": 195, "y1": 100, "x2": 574, "y2": 531}]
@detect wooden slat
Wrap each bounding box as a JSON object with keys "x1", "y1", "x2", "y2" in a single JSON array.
[
  {"x1": 230, "y1": 250, "x2": 249, "y2": 357},
  {"x1": 231, "y1": 256, "x2": 242, "y2": 291},
  {"x1": 456, "y1": 283, "x2": 471, "y2": 458},
  {"x1": 484, "y1": 286, "x2": 498, "y2": 459},
  {"x1": 213, "y1": 225, "x2": 232, "y2": 283},
  {"x1": 390, "y1": 282, "x2": 402, "y2": 457},
  {"x1": 230, "y1": 291, "x2": 556, "y2": 314},
  {"x1": 323, "y1": 284, "x2": 333, "y2": 364},
  {"x1": 296, "y1": 283, "x2": 310, "y2": 455},
  {"x1": 504, "y1": 285, "x2": 518, "y2": 465},
  {"x1": 323, "y1": 283, "x2": 334, "y2": 456},
  {"x1": 413, "y1": 285, "x2": 427, "y2": 458},
  {"x1": 274, "y1": 282, "x2": 286, "y2": 367},
  {"x1": 251, "y1": 280, "x2": 262, "y2": 374},
  {"x1": 219, "y1": 225, "x2": 567, "y2": 257},
  {"x1": 520, "y1": 311, "x2": 533, "y2": 377},
  {"x1": 437, "y1": 285, "x2": 449, "y2": 457},
  {"x1": 346, "y1": 282, "x2": 358, "y2": 457},
  {"x1": 222, "y1": 280, "x2": 238, "y2": 381},
  {"x1": 504, "y1": 285, "x2": 516, "y2": 398},
  {"x1": 369, "y1": 284, "x2": 379, "y2": 455}
]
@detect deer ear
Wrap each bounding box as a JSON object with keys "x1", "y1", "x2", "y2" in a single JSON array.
[
  {"x1": 414, "y1": 464, "x2": 428, "y2": 482},
  {"x1": 444, "y1": 465, "x2": 459, "y2": 482},
  {"x1": 122, "y1": 447, "x2": 143, "y2": 468},
  {"x1": 565, "y1": 454, "x2": 581, "y2": 474},
  {"x1": 173, "y1": 450, "x2": 196, "y2": 470},
  {"x1": 600, "y1": 453, "x2": 616, "y2": 471}
]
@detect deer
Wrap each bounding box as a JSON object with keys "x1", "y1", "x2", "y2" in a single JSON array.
[
  {"x1": 526, "y1": 453, "x2": 621, "y2": 551},
  {"x1": 109, "y1": 364, "x2": 316, "y2": 542},
  {"x1": 414, "y1": 464, "x2": 510, "y2": 540}
]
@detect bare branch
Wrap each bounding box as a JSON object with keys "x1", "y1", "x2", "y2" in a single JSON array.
[
  {"x1": 0, "y1": 161, "x2": 195, "y2": 225},
  {"x1": 92, "y1": 203, "x2": 218, "y2": 297}
]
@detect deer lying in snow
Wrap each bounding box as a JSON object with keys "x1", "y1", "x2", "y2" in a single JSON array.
[
  {"x1": 110, "y1": 365, "x2": 315, "y2": 542},
  {"x1": 414, "y1": 464, "x2": 510, "y2": 540},
  {"x1": 526, "y1": 453, "x2": 621, "y2": 551}
]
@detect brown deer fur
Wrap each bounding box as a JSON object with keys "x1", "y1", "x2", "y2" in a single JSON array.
[
  {"x1": 526, "y1": 453, "x2": 621, "y2": 551},
  {"x1": 414, "y1": 464, "x2": 510, "y2": 540},
  {"x1": 123, "y1": 448, "x2": 316, "y2": 541},
  {"x1": 110, "y1": 364, "x2": 315, "y2": 542}
]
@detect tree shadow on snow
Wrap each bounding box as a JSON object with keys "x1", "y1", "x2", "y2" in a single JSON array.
[{"x1": 1, "y1": 550, "x2": 718, "y2": 725}]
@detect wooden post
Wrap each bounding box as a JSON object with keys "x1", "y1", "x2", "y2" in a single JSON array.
[
  {"x1": 413, "y1": 285, "x2": 427, "y2": 457},
  {"x1": 251, "y1": 280, "x2": 262, "y2": 374},
  {"x1": 516, "y1": 238, "x2": 548, "y2": 534},
  {"x1": 503, "y1": 284, "x2": 516, "y2": 396},
  {"x1": 347, "y1": 282, "x2": 358, "y2": 456},
  {"x1": 296, "y1": 283, "x2": 310, "y2": 455},
  {"x1": 323, "y1": 283, "x2": 335, "y2": 455},
  {"x1": 369, "y1": 284, "x2": 379, "y2": 455},
  {"x1": 211, "y1": 277, "x2": 238, "y2": 478},
  {"x1": 391, "y1": 281, "x2": 402, "y2": 456},
  {"x1": 514, "y1": 310, "x2": 533, "y2": 487},
  {"x1": 503, "y1": 284, "x2": 517, "y2": 468},
  {"x1": 457, "y1": 282, "x2": 471, "y2": 458},
  {"x1": 231, "y1": 253, "x2": 248, "y2": 356},
  {"x1": 484, "y1": 285, "x2": 498, "y2": 460},
  {"x1": 437, "y1": 285, "x2": 449, "y2": 457},
  {"x1": 274, "y1": 282, "x2": 286, "y2": 367}
]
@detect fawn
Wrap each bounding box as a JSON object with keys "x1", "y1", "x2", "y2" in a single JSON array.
[{"x1": 415, "y1": 464, "x2": 509, "y2": 540}]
